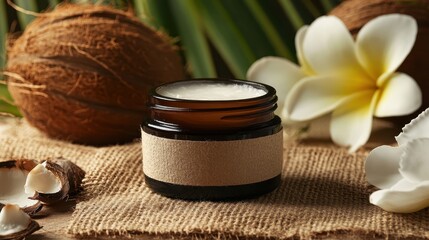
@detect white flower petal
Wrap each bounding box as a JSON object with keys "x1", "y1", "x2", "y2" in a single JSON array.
[
  {"x1": 295, "y1": 26, "x2": 313, "y2": 75},
  {"x1": 396, "y1": 108, "x2": 429, "y2": 145},
  {"x1": 365, "y1": 145, "x2": 404, "y2": 189},
  {"x1": 285, "y1": 76, "x2": 367, "y2": 121},
  {"x1": 330, "y1": 90, "x2": 377, "y2": 152},
  {"x1": 389, "y1": 178, "x2": 416, "y2": 191},
  {"x1": 302, "y1": 16, "x2": 370, "y2": 82},
  {"x1": 356, "y1": 14, "x2": 417, "y2": 85},
  {"x1": 370, "y1": 180, "x2": 429, "y2": 213},
  {"x1": 399, "y1": 138, "x2": 429, "y2": 183},
  {"x1": 247, "y1": 56, "x2": 305, "y2": 116},
  {"x1": 374, "y1": 73, "x2": 422, "y2": 117}
]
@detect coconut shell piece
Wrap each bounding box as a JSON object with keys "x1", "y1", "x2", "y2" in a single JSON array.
[
  {"x1": 6, "y1": 4, "x2": 185, "y2": 145},
  {"x1": 0, "y1": 204, "x2": 41, "y2": 240},
  {"x1": 25, "y1": 158, "x2": 85, "y2": 204},
  {"x1": 0, "y1": 160, "x2": 43, "y2": 215}
]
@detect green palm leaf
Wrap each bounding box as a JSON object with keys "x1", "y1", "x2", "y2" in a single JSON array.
[
  {"x1": 49, "y1": 0, "x2": 60, "y2": 7},
  {"x1": 142, "y1": 0, "x2": 178, "y2": 37},
  {"x1": 0, "y1": 0, "x2": 7, "y2": 72},
  {"x1": 278, "y1": 0, "x2": 305, "y2": 30},
  {"x1": 15, "y1": 0, "x2": 38, "y2": 29},
  {"x1": 244, "y1": 0, "x2": 293, "y2": 59},
  {"x1": 170, "y1": 0, "x2": 215, "y2": 78},
  {"x1": 197, "y1": 0, "x2": 255, "y2": 78}
]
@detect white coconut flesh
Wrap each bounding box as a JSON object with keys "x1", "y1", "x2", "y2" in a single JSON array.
[
  {"x1": 25, "y1": 161, "x2": 62, "y2": 195},
  {"x1": 0, "y1": 204, "x2": 31, "y2": 236},
  {"x1": 0, "y1": 168, "x2": 38, "y2": 209}
]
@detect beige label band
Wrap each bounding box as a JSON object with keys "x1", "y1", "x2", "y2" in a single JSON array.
[{"x1": 142, "y1": 130, "x2": 283, "y2": 186}]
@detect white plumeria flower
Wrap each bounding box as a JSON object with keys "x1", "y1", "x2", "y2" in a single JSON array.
[
  {"x1": 247, "y1": 26, "x2": 310, "y2": 124},
  {"x1": 366, "y1": 108, "x2": 429, "y2": 213},
  {"x1": 247, "y1": 14, "x2": 422, "y2": 152}
]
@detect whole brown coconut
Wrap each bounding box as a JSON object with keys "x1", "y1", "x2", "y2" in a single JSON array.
[
  {"x1": 6, "y1": 4, "x2": 185, "y2": 145},
  {"x1": 330, "y1": 0, "x2": 429, "y2": 124}
]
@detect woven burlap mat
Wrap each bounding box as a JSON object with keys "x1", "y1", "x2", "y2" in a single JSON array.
[{"x1": 1, "y1": 119, "x2": 428, "y2": 239}]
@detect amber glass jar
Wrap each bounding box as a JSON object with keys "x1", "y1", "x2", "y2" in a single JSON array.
[{"x1": 141, "y1": 79, "x2": 283, "y2": 200}]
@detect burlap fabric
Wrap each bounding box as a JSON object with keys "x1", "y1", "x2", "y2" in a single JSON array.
[{"x1": 1, "y1": 120, "x2": 429, "y2": 239}]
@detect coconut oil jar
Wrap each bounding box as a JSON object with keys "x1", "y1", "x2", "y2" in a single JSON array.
[{"x1": 141, "y1": 79, "x2": 283, "y2": 200}]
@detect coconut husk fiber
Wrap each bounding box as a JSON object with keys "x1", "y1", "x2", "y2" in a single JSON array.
[
  {"x1": 6, "y1": 4, "x2": 185, "y2": 146},
  {"x1": 1, "y1": 119, "x2": 429, "y2": 239}
]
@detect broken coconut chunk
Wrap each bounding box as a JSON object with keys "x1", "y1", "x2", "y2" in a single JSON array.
[
  {"x1": 26, "y1": 159, "x2": 85, "y2": 204},
  {"x1": 0, "y1": 204, "x2": 41, "y2": 240},
  {"x1": 0, "y1": 158, "x2": 85, "y2": 214},
  {"x1": 25, "y1": 161, "x2": 62, "y2": 195},
  {"x1": 0, "y1": 160, "x2": 42, "y2": 215}
]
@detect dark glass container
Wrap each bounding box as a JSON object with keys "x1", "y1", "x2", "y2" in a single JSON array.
[{"x1": 142, "y1": 79, "x2": 283, "y2": 200}]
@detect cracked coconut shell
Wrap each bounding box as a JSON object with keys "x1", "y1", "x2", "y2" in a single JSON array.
[
  {"x1": 26, "y1": 159, "x2": 85, "y2": 204},
  {"x1": 0, "y1": 204, "x2": 41, "y2": 240},
  {"x1": 0, "y1": 160, "x2": 42, "y2": 215},
  {"x1": 0, "y1": 158, "x2": 85, "y2": 214},
  {"x1": 6, "y1": 4, "x2": 185, "y2": 145}
]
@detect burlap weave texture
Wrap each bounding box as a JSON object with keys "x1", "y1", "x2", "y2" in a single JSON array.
[{"x1": 0, "y1": 121, "x2": 429, "y2": 239}]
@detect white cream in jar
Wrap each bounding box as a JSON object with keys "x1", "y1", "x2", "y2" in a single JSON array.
[{"x1": 156, "y1": 81, "x2": 267, "y2": 100}]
